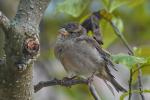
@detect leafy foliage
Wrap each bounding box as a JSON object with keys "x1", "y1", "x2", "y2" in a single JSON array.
[
  {"x1": 102, "y1": 0, "x2": 127, "y2": 12},
  {"x1": 111, "y1": 53, "x2": 147, "y2": 69},
  {"x1": 41, "y1": 0, "x2": 150, "y2": 99},
  {"x1": 102, "y1": 0, "x2": 145, "y2": 12},
  {"x1": 133, "y1": 47, "x2": 150, "y2": 76},
  {"x1": 120, "y1": 89, "x2": 150, "y2": 100},
  {"x1": 57, "y1": 0, "x2": 90, "y2": 17}
]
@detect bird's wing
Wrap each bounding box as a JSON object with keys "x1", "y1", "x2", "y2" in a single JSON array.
[
  {"x1": 75, "y1": 36, "x2": 126, "y2": 92},
  {"x1": 75, "y1": 35, "x2": 117, "y2": 71}
]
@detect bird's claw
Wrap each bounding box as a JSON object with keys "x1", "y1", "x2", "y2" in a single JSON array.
[{"x1": 63, "y1": 76, "x2": 77, "y2": 81}]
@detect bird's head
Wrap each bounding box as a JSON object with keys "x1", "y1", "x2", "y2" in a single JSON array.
[{"x1": 58, "y1": 22, "x2": 86, "y2": 39}]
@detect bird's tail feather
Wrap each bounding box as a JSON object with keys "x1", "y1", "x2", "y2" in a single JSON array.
[
  {"x1": 97, "y1": 66, "x2": 127, "y2": 92},
  {"x1": 109, "y1": 75, "x2": 127, "y2": 92},
  {"x1": 103, "y1": 80, "x2": 115, "y2": 95},
  {"x1": 105, "y1": 66, "x2": 127, "y2": 92}
]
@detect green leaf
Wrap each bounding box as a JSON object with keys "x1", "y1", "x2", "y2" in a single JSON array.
[
  {"x1": 134, "y1": 46, "x2": 150, "y2": 57},
  {"x1": 133, "y1": 46, "x2": 150, "y2": 75},
  {"x1": 120, "y1": 89, "x2": 150, "y2": 100},
  {"x1": 56, "y1": 0, "x2": 90, "y2": 17},
  {"x1": 101, "y1": 0, "x2": 144, "y2": 12},
  {"x1": 101, "y1": 0, "x2": 109, "y2": 7},
  {"x1": 126, "y1": 0, "x2": 144, "y2": 8},
  {"x1": 109, "y1": 1, "x2": 127, "y2": 12},
  {"x1": 111, "y1": 53, "x2": 147, "y2": 69},
  {"x1": 147, "y1": 57, "x2": 150, "y2": 64},
  {"x1": 101, "y1": 0, "x2": 127, "y2": 12}
]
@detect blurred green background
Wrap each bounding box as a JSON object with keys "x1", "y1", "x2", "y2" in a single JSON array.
[{"x1": 0, "y1": 0, "x2": 150, "y2": 100}]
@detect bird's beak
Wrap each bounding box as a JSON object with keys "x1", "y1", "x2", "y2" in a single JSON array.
[{"x1": 58, "y1": 28, "x2": 69, "y2": 36}]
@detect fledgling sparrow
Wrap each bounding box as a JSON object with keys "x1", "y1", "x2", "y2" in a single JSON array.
[{"x1": 54, "y1": 22, "x2": 126, "y2": 92}]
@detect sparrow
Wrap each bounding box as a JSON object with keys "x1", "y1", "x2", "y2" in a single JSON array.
[
  {"x1": 81, "y1": 10, "x2": 103, "y2": 45},
  {"x1": 54, "y1": 22, "x2": 126, "y2": 92}
]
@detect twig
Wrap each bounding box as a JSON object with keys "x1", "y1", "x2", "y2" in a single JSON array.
[
  {"x1": 110, "y1": 21, "x2": 134, "y2": 55},
  {"x1": 34, "y1": 78, "x2": 100, "y2": 100},
  {"x1": 109, "y1": 20, "x2": 145, "y2": 100},
  {"x1": 88, "y1": 83, "x2": 100, "y2": 100},
  {"x1": 137, "y1": 64, "x2": 145, "y2": 100},
  {"x1": 132, "y1": 61, "x2": 145, "y2": 100},
  {"x1": 120, "y1": 89, "x2": 150, "y2": 100},
  {"x1": 132, "y1": 64, "x2": 150, "y2": 75},
  {"x1": 128, "y1": 69, "x2": 133, "y2": 100},
  {"x1": 34, "y1": 78, "x2": 88, "y2": 92}
]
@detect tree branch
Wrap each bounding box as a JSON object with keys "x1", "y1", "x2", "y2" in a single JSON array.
[
  {"x1": 132, "y1": 64, "x2": 150, "y2": 75},
  {"x1": 15, "y1": 0, "x2": 51, "y2": 26},
  {"x1": 109, "y1": 21, "x2": 134, "y2": 55},
  {"x1": 109, "y1": 20, "x2": 145, "y2": 100},
  {"x1": 88, "y1": 83, "x2": 100, "y2": 100},
  {"x1": 128, "y1": 69, "x2": 133, "y2": 100},
  {"x1": 0, "y1": 0, "x2": 51, "y2": 100},
  {"x1": 34, "y1": 78, "x2": 88, "y2": 92},
  {"x1": 34, "y1": 78, "x2": 100, "y2": 100},
  {"x1": 137, "y1": 64, "x2": 145, "y2": 100}
]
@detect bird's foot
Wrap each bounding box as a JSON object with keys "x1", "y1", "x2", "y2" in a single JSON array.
[
  {"x1": 63, "y1": 76, "x2": 77, "y2": 81},
  {"x1": 61, "y1": 76, "x2": 78, "y2": 88},
  {"x1": 87, "y1": 72, "x2": 96, "y2": 84}
]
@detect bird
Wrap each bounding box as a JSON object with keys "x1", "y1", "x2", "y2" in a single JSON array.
[
  {"x1": 81, "y1": 10, "x2": 103, "y2": 45},
  {"x1": 54, "y1": 22, "x2": 126, "y2": 92}
]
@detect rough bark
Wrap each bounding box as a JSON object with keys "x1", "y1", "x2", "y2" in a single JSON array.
[{"x1": 0, "y1": 0, "x2": 50, "y2": 100}]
